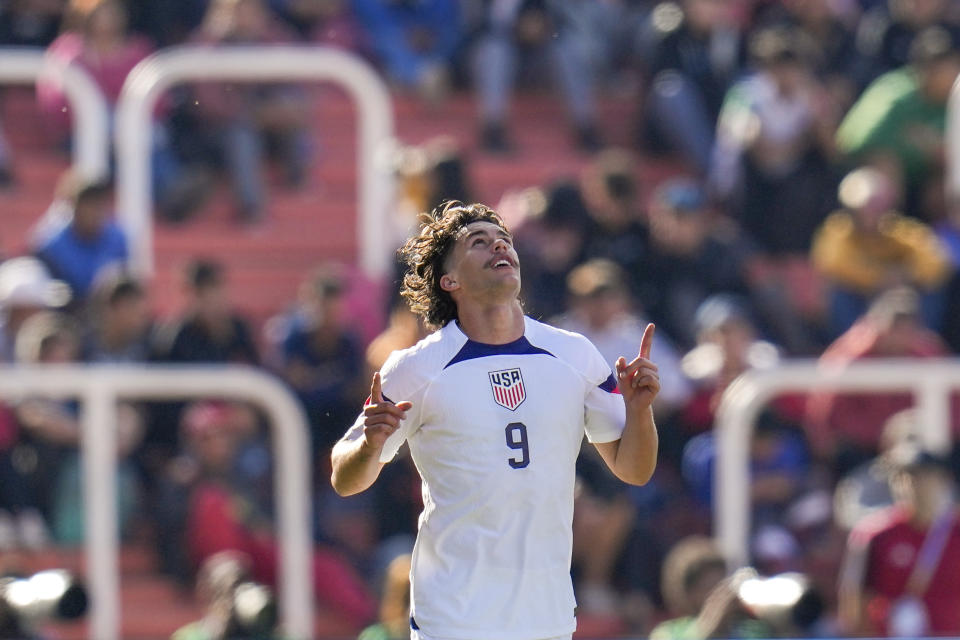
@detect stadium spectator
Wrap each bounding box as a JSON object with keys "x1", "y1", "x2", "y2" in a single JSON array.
[
  {"x1": 171, "y1": 550, "x2": 281, "y2": 640},
  {"x1": 683, "y1": 408, "x2": 812, "y2": 534},
  {"x1": 650, "y1": 536, "x2": 772, "y2": 640},
  {"x1": 636, "y1": 178, "x2": 758, "y2": 352},
  {"x1": 554, "y1": 258, "x2": 691, "y2": 416},
  {"x1": 39, "y1": 0, "x2": 152, "y2": 132},
  {"x1": 833, "y1": 408, "x2": 922, "y2": 532},
  {"x1": 32, "y1": 178, "x2": 128, "y2": 302},
  {"x1": 710, "y1": 24, "x2": 839, "y2": 257},
  {"x1": 266, "y1": 264, "x2": 365, "y2": 459},
  {"x1": 188, "y1": 0, "x2": 312, "y2": 223},
  {"x1": 512, "y1": 181, "x2": 590, "y2": 320},
  {"x1": 0, "y1": 256, "x2": 71, "y2": 362},
  {"x1": 357, "y1": 553, "x2": 412, "y2": 640},
  {"x1": 468, "y1": 0, "x2": 604, "y2": 152},
  {"x1": 80, "y1": 269, "x2": 153, "y2": 363},
  {"x1": 37, "y1": 0, "x2": 198, "y2": 217},
  {"x1": 756, "y1": 0, "x2": 863, "y2": 105},
  {"x1": 351, "y1": 0, "x2": 459, "y2": 103},
  {"x1": 579, "y1": 150, "x2": 649, "y2": 293},
  {"x1": 0, "y1": 257, "x2": 70, "y2": 549},
  {"x1": 839, "y1": 444, "x2": 960, "y2": 636},
  {"x1": 811, "y1": 166, "x2": 952, "y2": 337},
  {"x1": 853, "y1": 0, "x2": 958, "y2": 83},
  {"x1": 167, "y1": 400, "x2": 376, "y2": 628},
  {"x1": 154, "y1": 259, "x2": 259, "y2": 366},
  {"x1": 642, "y1": 0, "x2": 746, "y2": 175},
  {"x1": 12, "y1": 311, "x2": 143, "y2": 545},
  {"x1": 836, "y1": 25, "x2": 960, "y2": 220},
  {"x1": 677, "y1": 294, "x2": 802, "y2": 439},
  {"x1": 804, "y1": 287, "x2": 954, "y2": 476}
]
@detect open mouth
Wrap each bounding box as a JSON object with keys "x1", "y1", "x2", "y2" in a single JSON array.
[{"x1": 489, "y1": 258, "x2": 515, "y2": 270}]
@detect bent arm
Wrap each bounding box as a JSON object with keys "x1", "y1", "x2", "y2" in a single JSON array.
[
  {"x1": 594, "y1": 405, "x2": 658, "y2": 486},
  {"x1": 331, "y1": 371, "x2": 410, "y2": 496},
  {"x1": 594, "y1": 323, "x2": 660, "y2": 485},
  {"x1": 330, "y1": 435, "x2": 385, "y2": 497}
]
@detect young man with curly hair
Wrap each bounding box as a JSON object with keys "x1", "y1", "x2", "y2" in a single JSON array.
[{"x1": 331, "y1": 202, "x2": 660, "y2": 640}]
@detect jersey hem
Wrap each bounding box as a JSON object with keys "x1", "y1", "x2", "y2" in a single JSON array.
[{"x1": 410, "y1": 620, "x2": 577, "y2": 640}]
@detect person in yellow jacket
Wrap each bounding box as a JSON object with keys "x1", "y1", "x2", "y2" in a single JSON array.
[{"x1": 811, "y1": 166, "x2": 952, "y2": 337}]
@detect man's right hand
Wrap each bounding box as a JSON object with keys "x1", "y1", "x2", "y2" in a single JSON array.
[{"x1": 361, "y1": 372, "x2": 412, "y2": 452}]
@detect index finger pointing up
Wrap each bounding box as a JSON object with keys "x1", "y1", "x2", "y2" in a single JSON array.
[
  {"x1": 639, "y1": 323, "x2": 655, "y2": 360},
  {"x1": 370, "y1": 371, "x2": 383, "y2": 404}
]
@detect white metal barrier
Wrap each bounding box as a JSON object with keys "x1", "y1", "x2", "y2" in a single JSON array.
[
  {"x1": 0, "y1": 48, "x2": 110, "y2": 180},
  {"x1": 948, "y1": 74, "x2": 960, "y2": 205},
  {"x1": 115, "y1": 45, "x2": 396, "y2": 279},
  {"x1": 0, "y1": 366, "x2": 313, "y2": 640},
  {"x1": 715, "y1": 359, "x2": 957, "y2": 569}
]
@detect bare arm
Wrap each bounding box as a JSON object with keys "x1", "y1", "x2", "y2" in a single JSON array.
[
  {"x1": 838, "y1": 539, "x2": 874, "y2": 636},
  {"x1": 594, "y1": 323, "x2": 659, "y2": 486},
  {"x1": 330, "y1": 372, "x2": 412, "y2": 496}
]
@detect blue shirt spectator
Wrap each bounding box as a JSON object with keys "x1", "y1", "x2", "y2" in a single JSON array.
[
  {"x1": 352, "y1": 0, "x2": 460, "y2": 93},
  {"x1": 33, "y1": 180, "x2": 128, "y2": 301}
]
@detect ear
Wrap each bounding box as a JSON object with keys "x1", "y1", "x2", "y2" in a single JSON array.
[{"x1": 440, "y1": 274, "x2": 459, "y2": 292}]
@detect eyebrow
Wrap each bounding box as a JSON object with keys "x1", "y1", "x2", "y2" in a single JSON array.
[{"x1": 462, "y1": 228, "x2": 512, "y2": 242}]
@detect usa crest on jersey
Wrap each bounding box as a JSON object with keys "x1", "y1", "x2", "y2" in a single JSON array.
[{"x1": 488, "y1": 368, "x2": 526, "y2": 410}]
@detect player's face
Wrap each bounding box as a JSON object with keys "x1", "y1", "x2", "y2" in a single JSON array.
[{"x1": 443, "y1": 221, "x2": 520, "y2": 300}]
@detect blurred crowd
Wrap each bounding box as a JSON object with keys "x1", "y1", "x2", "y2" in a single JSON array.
[{"x1": 2, "y1": 0, "x2": 960, "y2": 638}]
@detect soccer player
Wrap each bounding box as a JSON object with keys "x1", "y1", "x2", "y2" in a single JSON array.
[{"x1": 331, "y1": 202, "x2": 659, "y2": 640}]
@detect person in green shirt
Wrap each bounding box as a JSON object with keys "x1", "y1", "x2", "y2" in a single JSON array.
[
  {"x1": 357, "y1": 554, "x2": 411, "y2": 640},
  {"x1": 837, "y1": 26, "x2": 960, "y2": 219}
]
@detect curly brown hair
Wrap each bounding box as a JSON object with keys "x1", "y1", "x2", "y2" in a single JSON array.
[{"x1": 398, "y1": 201, "x2": 508, "y2": 329}]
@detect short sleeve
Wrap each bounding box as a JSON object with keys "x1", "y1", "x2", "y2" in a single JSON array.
[
  {"x1": 583, "y1": 345, "x2": 626, "y2": 444},
  {"x1": 340, "y1": 348, "x2": 427, "y2": 463}
]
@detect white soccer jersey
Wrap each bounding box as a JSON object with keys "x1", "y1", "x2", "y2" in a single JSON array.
[{"x1": 343, "y1": 316, "x2": 626, "y2": 640}]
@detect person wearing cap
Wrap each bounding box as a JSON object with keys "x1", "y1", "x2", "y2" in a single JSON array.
[
  {"x1": 839, "y1": 445, "x2": 960, "y2": 636},
  {"x1": 32, "y1": 179, "x2": 128, "y2": 301},
  {"x1": 0, "y1": 256, "x2": 71, "y2": 363},
  {"x1": 811, "y1": 166, "x2": 951, "y2": 337}
]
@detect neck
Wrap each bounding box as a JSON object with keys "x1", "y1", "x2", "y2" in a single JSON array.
[{"x1": 455, "y1": 300, "x2": 524, "y2": 344}]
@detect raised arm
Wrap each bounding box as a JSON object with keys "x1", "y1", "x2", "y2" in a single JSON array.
[
  {"x1": 594, "y1": 323, "x2": 660, "y2": 485},
  {"x1": 330, "y1": 372, "x2": 412, "y2": 496}
]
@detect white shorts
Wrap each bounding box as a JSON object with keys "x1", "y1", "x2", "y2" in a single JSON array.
[{"x1": 411, "y1": 633, "x2": 572, "y2": 640}]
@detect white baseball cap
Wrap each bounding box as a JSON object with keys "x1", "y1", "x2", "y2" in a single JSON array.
[{"x1": 0, "y1": 257, "x2": 71, "y2": 308}]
